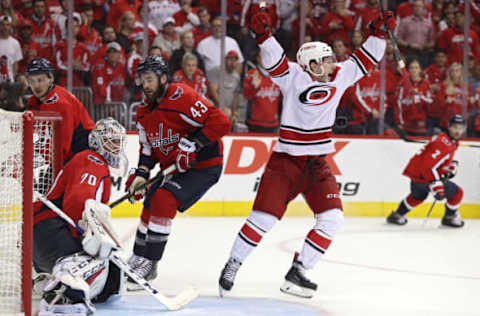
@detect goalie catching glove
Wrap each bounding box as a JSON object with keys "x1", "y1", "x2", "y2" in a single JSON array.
[
  {"x1": 368, "y1": 11, "x2": 396, "y2": 38},
  {"x1": 81, "y1": 199, "x2": 120, "y2": 259}
]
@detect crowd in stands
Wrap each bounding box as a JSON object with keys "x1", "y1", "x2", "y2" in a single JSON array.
[{"x1": 0, "y1": 0, "x2": 479, "y2": 137}]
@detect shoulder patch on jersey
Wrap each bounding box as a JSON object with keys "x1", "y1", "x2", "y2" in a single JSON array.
[
  {"x1": 88, "y1": 154, "x2": 105, "y2": 166},
  {"x1": 44, "y1": 93, "x2": 59, "y2": 104},
  {"x1": 441, "y1": 137, "x2": 451, "y2": 146},
  {"x1": 169, "y1": 86, "x2": 183, "y2": 100},
  {"x1": 299, "y1": 85, "x2": 337, "y2": 106}
]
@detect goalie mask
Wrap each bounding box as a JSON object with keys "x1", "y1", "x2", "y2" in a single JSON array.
[
  {"x1": 296, "y1": 41, "x2": 334, "y2": 77},
  {"x1": 88, "y1": 118, "x2": 126, "y2": 168}
]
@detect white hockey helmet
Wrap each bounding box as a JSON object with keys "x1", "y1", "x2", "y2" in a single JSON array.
[
  {"x1": 296, "y1": 41, "x2": 334, "y2": 76},
  {"x1": 88, "y1": 117, "x2": 126, "y2": 168}
]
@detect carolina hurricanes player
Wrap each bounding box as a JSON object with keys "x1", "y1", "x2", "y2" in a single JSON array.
[
  {"x1": 26, "y1": 58, "x2": 94, "y2": 164},
  {"x1": 218, "y1": 10, "x2": 396, "y2": 298},
  {"x1": 125, "y1": 55, "x2": 231, "y2": 283},
  {"x1": 387, "y1": 115, "x2": 466, "y2": 228},
  {"x1": 33, "y1": 118, "x2": 126, "y2": 315}
]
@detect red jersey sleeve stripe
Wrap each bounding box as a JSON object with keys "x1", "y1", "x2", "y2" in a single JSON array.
[
  {"x1": 240, "y1": 222, "x2": 263, "y2": 244},
  {"x1": 306, "y1": 229, "x2": 332, "y2": 252},
  {"x1": 267, "y1": 54, "x2": 289, "y2": 78},
  {"x1": 280, "y1": 128, "x2": 332, "y2": 141},
  {"x1": 351, "y1": 46, "x2": 377, "y2": 75}
]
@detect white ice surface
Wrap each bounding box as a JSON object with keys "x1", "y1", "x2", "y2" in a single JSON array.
[{"x1": 34, "y1": 216, "x2": 480, "y2": 316}]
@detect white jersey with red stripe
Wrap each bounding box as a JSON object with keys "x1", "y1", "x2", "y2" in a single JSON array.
[{"x1": 259, "y1": 35, "x2": 386, "y2": 156}]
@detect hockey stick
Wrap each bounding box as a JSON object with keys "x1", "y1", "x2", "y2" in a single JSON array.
[
  {"x1": 109, "y1": 164, "x2": 176, "y2": 208},
  {"x1": 33, "y1": 191, "x2": 199, "y2": 311},
  {"x1": 422, "y1": 199, "x2": 437, "y2": 228}
]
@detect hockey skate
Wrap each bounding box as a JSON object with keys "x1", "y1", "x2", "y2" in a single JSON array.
[
  {"x1": 280, "y1": 252, "x2": 317, "y2": 299},
  {"x1": 441, "y1": 212, "x2": 465, "y2": 228},
  {"x1": 386, "y1": 211, "x2": 408, "y2": 225},
  {"x1": 126, "y1": 257, "x2": 158, "y2": 291},
  {"x1": 32, "y1": 272, "x2": 50, "y2": 299},
  {"x1": 218, "y1": 257, "x2": 241, "y2": 297}
]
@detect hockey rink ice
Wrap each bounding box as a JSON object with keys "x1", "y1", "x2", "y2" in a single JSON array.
[{"x1": 36, "y1": 216, "x2": 480, "y2": 316}]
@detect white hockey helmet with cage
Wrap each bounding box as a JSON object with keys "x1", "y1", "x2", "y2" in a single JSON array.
[
  {"x1": 88, "y1": 118, "x2": 126, "y2": 168},
  {"x1": 296, "y1": 41, "x2": 334, "y2": 76}
]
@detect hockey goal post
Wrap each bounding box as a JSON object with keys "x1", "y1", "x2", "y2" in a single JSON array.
[{"x1": 0, "y1": 109, "x2": 62, "y2": 316}]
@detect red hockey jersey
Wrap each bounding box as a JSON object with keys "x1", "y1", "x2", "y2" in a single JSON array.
[
  {"x1": 319, "y1": 11, "x2": 355, "y2": 45},
  {"x1": 172, "y1": 68, "x2": 208, "y2": 98},
  {"x1": 403, "y1": 132, "x2": 458, "y2": 183},
  {"x1": 33, "y1": 149, "x2": 111, "y2": 227},
  {"x1": 28, "y1": 85, "x2": 94, "y2": 163},
  {"x1": 423, "y1": 64, "x2": 445, "y2": 86},
  {"x1": 436, "y1": 27, "x2": 480, "y2": 64},
  {"x1": 55, "y1": 40, "x2": 90, "y2": 87},
  {"x1": 435, "y1": 82, "x2": 473, "y2": 129},
  {"x1": 136, "y1": 83, "x2": 231, "y2": 170},
  {"x1": 395, "y1": 78, "x2": 432, "y2": 134},
  {"x1": 91, "y1": 59, "x2": 126, "y2": 104}
]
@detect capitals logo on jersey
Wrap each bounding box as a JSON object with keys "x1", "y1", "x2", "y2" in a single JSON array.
[
  {"x1": 299, "y1": 85, "x2": 337, "y2": 106},
  {"x1": 149, "y1": 123, "x2": 180, "y2": 155}
]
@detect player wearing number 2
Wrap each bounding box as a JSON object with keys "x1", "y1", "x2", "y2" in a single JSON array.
[
  {"x1": 218, "y1": 10, "x2": 396, "y2": 298},
  {"x1": 125, "y1": 55, "x2": 231, "y2": 284},
  {"x1": 387, "y1": 115, "x2": 466, "y2": 228}
]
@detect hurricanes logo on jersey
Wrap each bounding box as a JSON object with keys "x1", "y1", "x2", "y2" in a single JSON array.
[
  {"x1": 299, "y1": 85, "x2": 336, "y2": 106},
  {"x1": 150, "y1": 123, "x2": 180, "y2": 155}
]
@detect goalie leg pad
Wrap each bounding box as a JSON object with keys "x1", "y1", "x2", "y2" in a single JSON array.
[{"x1": 298, "y1": 208, "x2": 343, "y2": 269}]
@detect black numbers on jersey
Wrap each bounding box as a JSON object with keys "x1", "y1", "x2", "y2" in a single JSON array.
[
  {"x1": 80, "y1": 173, "x2": 97, "y2": 186},
  {"x1": 190, "y1": 100, "x2": 208, "y2": 118}
]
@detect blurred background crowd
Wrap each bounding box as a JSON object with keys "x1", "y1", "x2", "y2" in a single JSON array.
[{"x1": 0, "y1": 0, "x2": 479, "y2": 137}]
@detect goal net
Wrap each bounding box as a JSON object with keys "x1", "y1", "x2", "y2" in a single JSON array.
[{"x1": 0, "y1": 110, "x2": 62, "y2": 316}]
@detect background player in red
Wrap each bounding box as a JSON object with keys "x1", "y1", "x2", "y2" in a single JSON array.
[
  {"x1": 26, "y1": 58, "x2": 94, "y2": 164},
  {"x1": 387, "y1": 115, "x2": 466, "y2": 228},
  {"x1": 33, "y1": 118, "x2": 126, "y2": 314},
  {"x1": 125, "y1": 56, "x2": 230, "y2": 284}
]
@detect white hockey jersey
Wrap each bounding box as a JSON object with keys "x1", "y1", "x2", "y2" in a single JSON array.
[{"x1": 259, "y1": 35, "x2": 386, "y2": 156}]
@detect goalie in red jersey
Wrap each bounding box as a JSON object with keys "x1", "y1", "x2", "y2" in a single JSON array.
[
  {"x1": 387, "y1": 115, "x2": 466, "y2": 228},
  {"x1": 125, "y1": 55, "x2": 231, "y2": 285}
]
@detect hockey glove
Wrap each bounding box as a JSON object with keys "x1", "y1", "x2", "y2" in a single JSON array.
[
  {"x1": 125, "y1": 167, "x2": 149, "y2": 203},
  {"x1": 442, "y1": 160, "x2": 458, "y2": 179},
  {"x1": 250, "y1": 11, "x2": 272, "y2": 44},
  {"x1": 429, "y1": 180, "x2": 445, "y2": 201},
  {"x1": 176, "y1": 137, "x2": 197, "y2": 173},
  {"x1": 368, "y1": 11, "x2": 396, "y2": 38}
]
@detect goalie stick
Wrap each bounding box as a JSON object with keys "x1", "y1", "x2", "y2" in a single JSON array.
[{"x1": 33, "y1": 191, "x2": 199, "y2": 311}]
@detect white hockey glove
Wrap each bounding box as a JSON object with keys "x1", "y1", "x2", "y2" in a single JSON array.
[
  {"x1": 429, "y1": 180, "x2": 445, "y2": 201},
  {"x1": 176, "y1": 137, "x2": 197, "y2": 173},
  {"x1": 442, "y1": 160, "x2": 458, "y2": 179},
  {"x1": 81, "y1": 200, "x2": 120, "y2": 259},
  {"x1": 125, "y1": 168, "x2": 149, "y2": 203}
]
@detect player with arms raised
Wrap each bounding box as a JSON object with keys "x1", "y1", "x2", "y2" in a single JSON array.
[
  {"x1": 33, "y1": 118, "x2": 127, "y2": 315},
  {"x1": 218, "y1": 10, "x2": 396, "y2": 298},
  {"x1": 387, "y1": 115, "x2": 466, "y2": 228},
  {"x1": 125, "y1": 56, "x2": 231, "y2": 283}
]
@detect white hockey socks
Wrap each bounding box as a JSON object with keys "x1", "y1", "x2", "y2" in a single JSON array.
[
  {"x1": 298, "y1": 209, "x2": 344, "y2": 269},
  {"x1": 230, "y1": 210, "x2": 277, "y2": 263}
]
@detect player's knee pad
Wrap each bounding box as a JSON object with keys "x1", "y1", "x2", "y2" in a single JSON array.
[
  {"x1": 314, "y1": 208, "x2": 344, "y2": 237},
  {"x1": 248, "y1": 210, "x2": 277, "y2": 232},
  {"x1": 446, "y1": 186, "x2": 463, "y2": 210},
  {"x1": 44, "y1": 253, "x2": 110, "y2": 311},
  {"x1": 150, "y1": 189, "x2": 180, "y2": 219}
]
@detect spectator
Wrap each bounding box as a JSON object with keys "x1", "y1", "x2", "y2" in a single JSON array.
[
  {"x1": 152, "y1": 17, "x2": 181, "y2": 58},
  {"x1": 291, "y1": 1, "x2": 321, "y2": 54},
  {"x1": 208, "y1": 50, "x2": 241, "y2": 124},
  {"x1": 130, "y1": 3, "x2": 158, "y2": 47},
  {"x1": 240, "y1": 0, "x2": 280, "y2": 32},
  {"x1": 92, "y1": 25, "x2": 126, "y2": 65},
  {"x1": 309, "y1": 0, "x2": 330, "y2": 20},
  {"x1": 350, "y1": 29, "x2": 364, "y2": 51},
  {"x1": 436, "y1": 1, "x2": 455, "y2": 34},
  {"x1": 395, "y1": 60, "x2": 432, "y2": 136},
  {"x1": 192, "y1": 6, "x2": 211, "y2": 47},
  {"x1": 396, "y1": 0, "x2": 434, "y2": 67},
  {"x1": 396, "y1": 0, "x2": 432, "y2": 20},
  {"x1": 78, "y1": 5, "x2": 102, "y2": 58},
  {"x1": 148, "y1": 0, "x2": 180, "y2": 31},
  {"x1": 332, "y1": 38, "x2": 351, "y2": 62},
  {"x1": 348, "y1": 0, "x2": 367, "y2": 14},
  {"x1": 0, "y1": 15, "x2": 22, "y2": 82},
  {"x1": 55, "y1": 15, "x2": 90, "y2": 86},
  {"x1": 116, "y1": 11, "x2": 136, "y2": 54},
  {"x1": 148, "y1": 45, "x2": 170, "y2": 60},
  {"x1": 173, "y1": 0, "x2": 199, "y2": 34},
  {"x1": 14, "y1": 0, "x2": 34, "y2": 19},
  {"x1": 320, "y1": 0, "x2": 354, "y2": 46},
  {"x1": 197, "y1": 17, "x2": 244, "y2": 74},
  {"x1": 423, "y1": 49, "x2": 447, "y2": 94},
  {"x1": 354, "y1": 0, "x2": 380, "y2": 37},
  {"x1": 275, "y1": 0, "x2": 296, "y2": 59},
  {"x1": 90, "y1": 0, "x2": 106, "y2": 31},
  {"x1": 436, "y1": 63, "x2": 475, "y2": 130},
  {"x1": 172, "y1": 52, "x2": 208, "y2": 98},
  {"x1": 436, "y1": 5, "x2": 480, "y2": 65},
  {"x1": 16, "y1": 19, "x2": 40, "y2": 74},
  {"x1": 0, "y1": 81, "x2": 26, "y2": 111},
  {"x1": 50, "y1": 0, "x2": 67, "y2": 41},
  {"x1": 168, "y1": 30, "x2": 205, "y2": 75},
  {"x1": 106, "y1": 0, "x2": 140, "y2": 32},
  {"x1": 126, "y1": 35, "x2": 143, "y2": 100},
  {"x1": 91, "y1": 42, "x2": 126, "y2": 104},
  {"x1": 243, "y1": 50, "x2": 281, "y2": 133},
  {"x1": 384, "y1": 39, "x2": 405, "y2": 127},
  {"x1": 0, "y1": 0, "x2": 24, "y2": 28},
  {"x1": 27, "y1": 0, "x2": 58, "y2": 62}
]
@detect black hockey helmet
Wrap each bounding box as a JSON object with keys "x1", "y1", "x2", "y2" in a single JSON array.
[
  {"x1": 136, "y1": 55, "x2": 170, "y2": 81},
  {"x1": 449, "y1": 114, "x2": 466, "y2": 126},
  {"x1": 26, "y1": 58, "x2": 55, "y2": 78}
]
